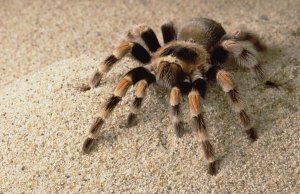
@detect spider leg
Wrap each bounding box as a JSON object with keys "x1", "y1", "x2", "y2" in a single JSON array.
[
  {"x1": 81, "y1": 23, "x2": 162, "y2": 91},
  {"x1": 161, "y1": 21, "x2": 177, "y2": 44},
  {"x1": 215, "y1": 69, "x2": 258, "y2": 141},
  {"x1": 231, "y1": 30, "x2": 267, "y2": 52},
  {"x1": 138, "y1": 25, "x2": 161, "y2": 53},
  {"x1": 126, "y1": 79, "x2": 149, "y2": 128},
  {"x1": 79, "y1": 41, "x2": 152, "y2": 91},
  {"x1": 187, "y1": 85, "x2": 217, "y2": 175},
  {"x1": 169, "y1": 86, "x2": 184, "y2": 137},
  {"x1": 238, "y1": 46, "x2": 278, "y2": 88},
  {"x1": 167, "y1": 73, "x2": 193, "y2": 138},
  {"x1": 189, "y1": 69, "x2": 217, "y2": 175},
  {"x1": 229, "y1": 41, "x2": 268, "y2": 83},
  {"x1": 191, "y1": 69, "x2": 207, "y2": 98},
  {"x1": 82, "y1": 66, "x2": 155, "y2": 154},
  {"x1": 215, "y1": 31, "x2": 278, "y2": 88}
]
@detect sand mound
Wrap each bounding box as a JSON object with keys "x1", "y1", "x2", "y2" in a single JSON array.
[
  {"x1": 1, "y1": 0, "x2": 300, "y2": 192},
  {"x1": 0, "y1": 55, "x2": 299, "y2": 193}
]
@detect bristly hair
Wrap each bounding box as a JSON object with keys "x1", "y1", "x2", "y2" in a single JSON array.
[
  {"x1": 105, "y1": 96, "x2": 121, "y2": 111},
  {"x1": 104, "y1": 55, "x2": 118, "y2": 67},
  {"x1": 157, "y1": 61, "x2": 185, "y2": 88},
  {"x1": 234, "y1": 31, "x2": 267, "y2": 52},
  {"x1": 81, "y1": 17, "x2": 278, "y2": 175},
  {"x1": 239, "y1": 49, "x2": 255, "y2": 61},
  {"x1": 211, "y1": 46, "x2": 228, "y2": 65}
]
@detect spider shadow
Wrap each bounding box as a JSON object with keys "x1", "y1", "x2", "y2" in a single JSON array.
[
  {"x1": 264, "y1": 45, "x2": 298, "y2": 93},
  {"x1": 87, "y1": 130, "x2": 119, "y2": 154}
]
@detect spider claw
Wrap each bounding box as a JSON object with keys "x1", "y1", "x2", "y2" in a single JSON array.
[
  {"x1": 89, "y1": 71, "x2": 103, "y2": 88},
  {"x1": 77, "y1": 71, "x2": 102, "y2": 92},
  {"x1": 77, "y1": 84, "x2": 91, "y2": 92},
  {"x1": 208, "y1": 160, "x2": 218, "y2": 175},
  {"x1": 175, "y1": 121, "x2": 185, "y2": 138},
  {"x1": 264, "y1": 81, "x2": 280, "y2": 89},
  {"x1": 126, "y1": 113, "x2": 138, "y2": 128},
  {"x1": 82, "y1": 137, "x2": 95, "y2": 154},
  {"x1": 246, "y1": 128, "x2": 258, "y2": 142}
]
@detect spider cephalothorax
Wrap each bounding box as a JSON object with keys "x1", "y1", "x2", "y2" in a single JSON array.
[{"x1": 80, "y1": 17, "x2": 277, "y2": 175}]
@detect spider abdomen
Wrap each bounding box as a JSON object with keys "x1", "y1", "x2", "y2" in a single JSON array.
[{"x1": 178, "y1": 17, "x2": 226, "y2": 51}]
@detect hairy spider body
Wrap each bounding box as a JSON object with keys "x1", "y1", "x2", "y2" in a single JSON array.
[{"x1": 80, "y1": 17, "x2": 276, "y2": 175}]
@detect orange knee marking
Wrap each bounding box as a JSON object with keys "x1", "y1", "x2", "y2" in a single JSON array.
[
  {"x1": 170, "y1": 87, "x2": 180, "y2": 106},
  {"x1": 113, "y1": 41, "x2": 132, "y2": 58},
  {"x1": 135, "y1": 80, "x2": 148, "y2": 98},
  {"x1": 114, "y1": 77, "x2": 132, "y2": 97},
  {"x1": 217, "y1": 70, "x2": 234, "y2": 92},
  {"x1": 188, "y1": 90, "x2": 201, "y2": 116}
]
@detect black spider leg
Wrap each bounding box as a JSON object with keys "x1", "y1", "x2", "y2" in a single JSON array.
[
  {"x1": 192, "y1": 69, "x2": 208, "y2": 99},
  {"x1": 130, "y1": 43, "x2": 152, "y2": 64},
  {"x1": 210, "y1": 45, "x2": 228, "y2": 68},
  {"x1": 161, "y1": 22, "x2": 177, "y2": 44},
  {"x1": 206, "y1": 45, "x2": 228, "y2": 83},
  {"x1": 187, "y1": 69, "x2": 217, "y2": 175},
  {"x1": 140, "y1": 26, "x2": 161, "y2": 53},
  {"x1": 82, "y1": 66, "x2": 155, "y2": 154},
  {"x1": 205, "y1": 64, "x2": 222, "y2": 82}
]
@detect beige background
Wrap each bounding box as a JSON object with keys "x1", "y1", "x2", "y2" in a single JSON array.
[{"x1": 0, "y1": 0, "x2": 299, "y2": 193}]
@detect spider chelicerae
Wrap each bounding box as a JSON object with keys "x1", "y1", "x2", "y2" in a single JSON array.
[{"x1": 80, "y1": 17, "x2": 277, "y2": 175}]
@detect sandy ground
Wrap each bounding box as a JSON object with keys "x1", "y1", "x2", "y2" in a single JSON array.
[{"x1": 0, "y1": 0, "x2": 299, "y2": 193}]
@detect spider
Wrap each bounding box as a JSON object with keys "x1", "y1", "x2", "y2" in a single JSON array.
[{"x1": 80, "y1": 17, "x2": 277, "y2": 175}]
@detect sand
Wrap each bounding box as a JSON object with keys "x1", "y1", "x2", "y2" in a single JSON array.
[{"x1": 0, "y1": 0, "x2": 299, "y2": 193}]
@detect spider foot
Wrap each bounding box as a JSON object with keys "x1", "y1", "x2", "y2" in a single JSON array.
[
  {"x1": 246, "y1": 128, "x2": 258, "y2": 142},
  {"x1": 82, "y1": 137, "x2": 96, "y2": 154},
  {"x1": 89, "y1": 70, "x2": 103, "y2": 88},
  {"x1": 76, "y1": 84, "x2": 92, "y2": 92}
]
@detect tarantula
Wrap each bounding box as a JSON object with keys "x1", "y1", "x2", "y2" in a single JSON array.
[{"x1": 80, "y1": 17, "x2": 277, "y2": 175}]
